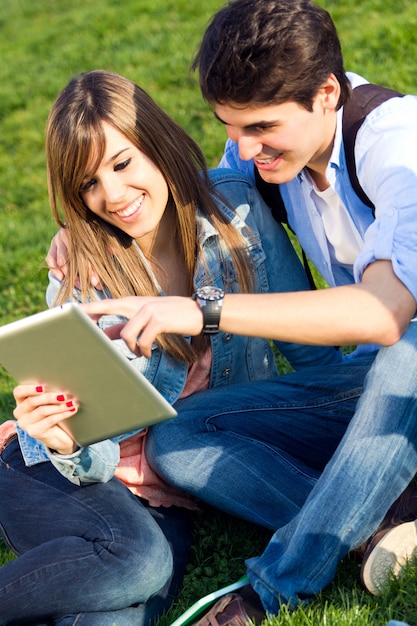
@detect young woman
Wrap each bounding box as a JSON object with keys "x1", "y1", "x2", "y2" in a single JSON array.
[{"x1": 0, "y1": 70, "x2": 340, "y2": 626}]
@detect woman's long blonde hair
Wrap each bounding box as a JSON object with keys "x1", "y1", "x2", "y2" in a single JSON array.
[{"x1": 46, "y1": 70, "x2": 254, "y2": 362}]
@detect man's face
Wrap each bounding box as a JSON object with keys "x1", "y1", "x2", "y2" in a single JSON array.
[{"x1": 215, "y1": 89, "x2": 337, "y2": 185}]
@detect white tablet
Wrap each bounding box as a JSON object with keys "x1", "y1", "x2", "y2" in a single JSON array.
[{"x1": 0, "y1": 303, "x2": 177, "y2": 446}]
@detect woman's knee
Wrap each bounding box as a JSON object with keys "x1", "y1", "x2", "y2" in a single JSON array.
[{"x1": 104, "y1": 525, "x2": 173, "y2": 606}]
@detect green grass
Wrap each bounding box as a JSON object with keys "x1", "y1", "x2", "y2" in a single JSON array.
[{"x1": 1, "y1": 0, "x2": 417, "y2": 624}]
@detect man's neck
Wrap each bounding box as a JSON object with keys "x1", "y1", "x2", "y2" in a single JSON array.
[{"x1": 305, "y1": 166, "x2": 330, "y2": 191}]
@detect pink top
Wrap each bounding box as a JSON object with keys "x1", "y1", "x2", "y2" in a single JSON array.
[{"x1": 0, "y1": 420, "x2": 18, "y2": 449}]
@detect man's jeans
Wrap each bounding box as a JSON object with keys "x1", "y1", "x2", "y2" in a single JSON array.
[
  {"x1": 147, "y1": 321, "x2": 417, "y2": 614},
  {"x1": 0, "y1": 438, "x2": 192, "y2": 626}
]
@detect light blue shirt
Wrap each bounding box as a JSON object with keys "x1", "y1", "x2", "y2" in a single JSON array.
[
  {"x1": 219, "y1": 73, "x2": 417, "y2": 302},
  {"x1": 16, "y1": 169, "x2": 341, "y2": 484}
]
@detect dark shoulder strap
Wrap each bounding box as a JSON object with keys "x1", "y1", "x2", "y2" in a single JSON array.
[
  {"x1": 342, "y1": 83, "x2": 403, "y2": 209},
  {"x1": 254, "y1": 166, "x2": 317, "y2": 289},
  {"x1": 254, "y1": 165, "x2": 288, "y2": 224}
]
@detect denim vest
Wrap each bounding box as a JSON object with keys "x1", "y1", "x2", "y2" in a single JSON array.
[{"x1": 17, "y1": 169, "x2": 341, "y2": 482}]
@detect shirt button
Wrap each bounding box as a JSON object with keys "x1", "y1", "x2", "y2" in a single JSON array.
[
  {"x1": 222, "y1": 368, "x2": 231, "y2": 377},
  {"x1": 223, "y1": 333, "x2": 232, "y2": 341}
]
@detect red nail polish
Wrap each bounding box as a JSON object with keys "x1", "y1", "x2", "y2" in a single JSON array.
[
  {"x1": 57, "y1": 394, "x2": 65, "y2": 402},
  {"x1": 69, "y1": 407, "x2": 76, "y2": 412},
  {"x1": 36, "y1": 385, "x2": 43, "y2": 393},
  {"x1": 66, "y1": 401, "x2": 74, "y2": 408}
]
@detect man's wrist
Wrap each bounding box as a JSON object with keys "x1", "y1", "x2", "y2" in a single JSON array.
[{"x1": 192, "y1": 286, "x2": 225, "y2": 334}]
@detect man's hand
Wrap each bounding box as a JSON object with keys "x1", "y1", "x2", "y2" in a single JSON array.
[
  {"x1": 46, "y1": 229, "x2": 102, "y2": 289},
  {"x1": 45, "y1": 229, "x2": 71, "y2": 282},
  {"x1": 82, "y1": 296, "x2": 204, "y2": 357}
]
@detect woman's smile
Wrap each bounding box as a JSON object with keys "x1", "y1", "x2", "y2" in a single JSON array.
[{"x1": 111, "y1": 194, "x2": 145, "y2": 222}]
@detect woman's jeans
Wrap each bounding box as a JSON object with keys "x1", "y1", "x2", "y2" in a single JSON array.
[
  {"x1": 147, "y1": 321, "x2": 417, "y2": 615},
  {"x1": 0, "y1": 438, "x2": 192, "y2": 626}
]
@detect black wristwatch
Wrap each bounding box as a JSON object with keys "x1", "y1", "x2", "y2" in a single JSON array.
[{"x1": 193, "y1": 286, "x2": 225, "y2": 335}]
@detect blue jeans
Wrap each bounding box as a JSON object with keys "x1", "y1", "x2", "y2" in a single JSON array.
[
  {"x1": 147, "y1": 322, "x2": 417, "y2": 614},
  {"x1": 0, "y1": 438, "x2": 192, "y2": 626}
]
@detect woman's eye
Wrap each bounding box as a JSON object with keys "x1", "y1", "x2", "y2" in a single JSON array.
[
  {"x1": 115, "y1": 158, "x2": 131, "y2": 172},
  {"x1": 80, "y1": 178, "x2": 96, "y2": 193}
]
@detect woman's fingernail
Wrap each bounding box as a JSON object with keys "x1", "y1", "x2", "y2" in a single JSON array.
[
  {"x1": 36, "y1": 385, "x2": 43, "y2": 393},
  {"x1": 66, "y1": 401, "x2": 74, "y2": 408},
  {"x1": 57, "y1": 394, "x2": 65, "y2": 402}
]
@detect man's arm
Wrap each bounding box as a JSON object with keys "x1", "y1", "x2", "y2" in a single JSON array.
[
  {"x1": 82, "y1": 260, "x2": 416, "y2": 358},
  {"x1": 220, "y1": 261, "x2": 415, "y2": 346}
]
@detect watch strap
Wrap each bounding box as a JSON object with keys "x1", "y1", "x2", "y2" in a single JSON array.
[{"x1": 200, "y1": 300, "x2": 222, "y2": 335}]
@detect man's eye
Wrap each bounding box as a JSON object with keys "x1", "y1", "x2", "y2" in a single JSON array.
[{"x1": 115, "y1": 158, "x2": 131, "y2": 172}]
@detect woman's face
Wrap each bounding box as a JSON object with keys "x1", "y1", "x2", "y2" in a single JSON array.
[{"x1": 80, "y1": 121, "x2": 169, "y2": 250}]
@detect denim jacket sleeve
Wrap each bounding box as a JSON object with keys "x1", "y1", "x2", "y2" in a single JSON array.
[
  {"x1": 48, "y1": 439, "x2": 120, "y2": 485},
  {"x1": 15, "y1": 424, "x2": 120, "y2": 485}
]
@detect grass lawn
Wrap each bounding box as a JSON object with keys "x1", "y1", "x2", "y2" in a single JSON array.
[{"x1": 1, "y1": 0, "x2": 417, "y2": 624}]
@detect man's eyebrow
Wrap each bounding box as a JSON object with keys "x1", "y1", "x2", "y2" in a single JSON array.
[
  {"x1": 213, "y1": 111, "x2": 279, "y2": 130},
  {"x1": 213, "y1": 111, "x2": 227, "y2": 125}
]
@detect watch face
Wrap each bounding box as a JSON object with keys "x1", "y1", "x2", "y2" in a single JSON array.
[{"x1": 197, "y1": 286, "x2": 225, "y2": 301}]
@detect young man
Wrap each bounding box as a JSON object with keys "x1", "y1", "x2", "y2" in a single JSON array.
[
  {"x1": 189, "y1": 0, "x2": 417, "y2": 617},
  {"x1": 51, "y1": 0, "x2": 417, "y2": 621},
  {"x1": 185, "y1": 0, "x2": 417, "y2": 619}
]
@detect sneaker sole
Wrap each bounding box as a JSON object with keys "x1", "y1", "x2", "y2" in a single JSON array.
[{"x1": 361, "y1": 520, "x2": 417, "y2": 595}]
